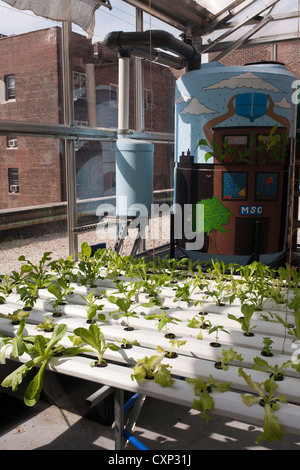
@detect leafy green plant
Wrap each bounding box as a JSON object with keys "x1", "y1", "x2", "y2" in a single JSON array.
[
  {"x1": 251, "y1": 356, "x2": 293, "y2": 381},
  {"x1": 18, "y1": 251, "x2": 53, "y2": 278},
  {"x1": 131, "y1": 351, "x2": 174, "y2": 386},
  {"x1": 80, "y1": 291, "x2": 106, "y2": 324},
  {"x1": 238, "y1": 367, "x2": 287, "y2": 444},
  {"x1": 275, "y1": 294, "x2": 300, "y2": 342},
  {"x1": 158, "y1": 340, "x2": 186, "y2": 359},
  {"x1": 36, "y1": 317, "x2": 57, "y2": 332},
  {"x1": 0, "y1": 308, "x2": 30, "y2": 325},
  {"x1": 187, "y1": 313, "x2": 212, "y2": 340},
  {"x1": 228, "y1": 303, "x2": 257, "y2": 336},
  {"x1": 47, "y1": 278, "x2": 74, "y2": 317},
  {"x1": 144, "y1": 309, "x2": 181, "y2": 338},
  {"x1": 72, "y1": 323, "x2": 120, "y2": 367},
  {"x1": 0, "y1": 318, "x2": 27, "y2": 364},
  {"x1": 261, "y1": 337, "x2": 274, "y2": 357},
  {"x1": 17, "y1": 280, "x2": 39, "y2": 310},
  {"x1": 186, "y1": 375, "x2": 232, "y2": 421},
  {"x1": 107, "y1": 285, "x2": 153, "y2": 330},
  {"x1": 49, "y1": 255, "x2": 77, "y2": 286},
  {"x1": 208, "y1": 325, "x2": 229, "y2": 347},
  {"x1": 173, "y1": 279, "x2": 197, "y2": 304},
  {"x1": 0, "y1": 274, "x2": 18, "y2": 296},
  {"x1": 1, "y1": 324, "x2": 76, "y2": 406},
  {"x1": 214, "y1": 347, "x2": 243, "y2": 370},
  {"x1": 115, "y1": 338, "x2": 140, "y2": 349},
  {"x1": 77, "y1": 242, "x2": 106, "y2": 287}
]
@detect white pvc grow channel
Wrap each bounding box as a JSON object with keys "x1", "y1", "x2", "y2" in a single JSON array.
[{"x1": 0, "y1": 251, "x2": 300, "y2": 449}]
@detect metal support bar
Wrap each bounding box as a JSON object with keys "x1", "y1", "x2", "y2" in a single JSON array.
[
  {"x1": 114, "y1": 388, "x2": 125, "y2": 450},
  {"x1": 85, "y1": 385, "x2": 115, "y2": 408},
  {"x1": 62, "y1": 21, "x2": 78, "y2": 259},
  {"x1": 125, "y1": 394, "x2": 147, "y2": 434}
]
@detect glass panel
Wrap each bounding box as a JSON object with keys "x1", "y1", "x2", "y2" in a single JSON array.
[
  {"x1": 75, "y1": 141, "x2": 174, "y2": 254},
  {"x1": 0, "y1": 138, "x2": 69, "y2": 274}
]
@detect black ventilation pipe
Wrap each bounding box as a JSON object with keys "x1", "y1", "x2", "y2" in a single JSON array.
[{"x1": 104, "y1": 30, "x2": 201, "y2": 71}]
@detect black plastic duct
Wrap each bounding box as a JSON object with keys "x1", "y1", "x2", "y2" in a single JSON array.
[{"x1": 104, "y1": 30, "x2": 201, "y2": 71}]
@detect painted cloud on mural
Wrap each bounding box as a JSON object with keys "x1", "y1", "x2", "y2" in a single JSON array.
[
  {"x1": 203, "y1": 72, "x2": 283, "y2": 93},
  {"x1": 180, "y1": 97, "x2": 217, "y2": 115},
  {"x1": 176, "y1": 91, "x2": 192, "y2": 104},
  {"x1": 274, "y1": 97, "x2": 292, "y2": 108}
]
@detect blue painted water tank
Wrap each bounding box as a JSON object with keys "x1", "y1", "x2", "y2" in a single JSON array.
[{"x1": 115, "y1": 137, "x2": 153, "y2": 217}]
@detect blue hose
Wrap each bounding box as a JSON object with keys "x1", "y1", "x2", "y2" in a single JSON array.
[{"x1": 123, "y1": 429, "x2": 149, "y2": 450}]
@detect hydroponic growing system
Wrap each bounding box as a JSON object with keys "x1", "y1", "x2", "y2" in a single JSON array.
[{"x1": 0, "y1": 244, "x2": 300, "y2": 449}]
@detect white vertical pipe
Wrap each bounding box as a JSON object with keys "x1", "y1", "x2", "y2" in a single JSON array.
[
  {"x1": 134, "y1": 8, "x2": 144, "y2": 132},
  {"x1": 118, "y1": 55, "x2": 130, "y2": 133},
  {"x1": 62, "y1": 21, "x2": 78, "y2": 259}
]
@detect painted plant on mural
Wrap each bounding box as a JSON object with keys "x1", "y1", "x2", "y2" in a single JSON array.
[
  {"x1": 175, "y1": 62, "x2": 294, "y2": 162},
  {"x1": 174, "y1": 62, "x2": 295, "y2": 260}
]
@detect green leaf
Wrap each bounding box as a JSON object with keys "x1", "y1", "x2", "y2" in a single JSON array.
[{"x1": 256, "y1": 404, "x2": 286, "y2": 444}]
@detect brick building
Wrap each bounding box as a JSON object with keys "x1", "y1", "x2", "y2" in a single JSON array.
[
  {"x1": 0, "y1": 27, "x2": 176, "y2": 210},
  {"x1": 209, "y1": 40, "x2": 300, "y2": 76}
]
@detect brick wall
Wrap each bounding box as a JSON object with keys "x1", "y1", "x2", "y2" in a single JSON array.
[{"x1": 209, "y1": 40, "x2": 300, "y2": 77}]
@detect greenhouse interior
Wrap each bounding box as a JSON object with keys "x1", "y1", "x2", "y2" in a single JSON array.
[{"x1": 1, "y1": 0, "x2": 300, "y2": 452}]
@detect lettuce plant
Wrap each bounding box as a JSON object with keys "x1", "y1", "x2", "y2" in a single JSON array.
[
  {"x1": 1, "y1": 324, "x2": 77, "y2": 406},
  {"x1": 72, "y1": 323, "x2": 120, "y2": 367},
  {"x1": 228, "y1": 303, "x2": 256, "y2": 336},
  {"x1": 144, "y1": 309, "x2": 181, "y2": 338},
  {"x1": 238, "y1": 367, "x2": 287, "y2": 444},
  {"x1": 214, "y1": 347, "x2": 243, "y2": 370},
  {"x1": 0, "y1": 318, "x2": 27, "y2": 364},
  {"x1": 131, "y1": 351, "x2": 174, "y2": 386},
  {"x1": 80, "y1": 291, "x2": 106, "y2": 324},
  {"x1": 186, "y1": 374, "x2": 232, "y2": 421}
]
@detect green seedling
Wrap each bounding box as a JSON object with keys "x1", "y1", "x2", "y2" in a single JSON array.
[
  {"x1": 251, "y1": 356, "x2": 293, "y2": 381},
  {"x1": 144, "y1": 309, "x2": 181, "y2": 338},
  {"x1": 0, "y1": 318, "x2": 27, "y2": 364},
  {"x1": 36, "y1": 317, "x2": 57, "y2": 332},
  {"x1": 47, "y1": 278, "x2": 74, "y2": 316},
  {"x1": 228, "y1": 302, "x2": 257, "y2": 336},
  {"x1": 0, "y1": 274, "x2": 18, "y2": 296},
  {"x1": 131, "y1": 351, "x2": 174, "y2": 387},
  {"x1": 115, "y1": 338, "x2": 140, "y2": 349},
  {"x1": 1, "y1": 324, "x2": 78, "y2": 407},
  {"x1": 49, "y1": 255, "x2": 77, "y2": 286},
  {"x1": 261, "y1": 337, "x2": 274, "y2": 357},
  {"x1": 214, "y1": 347, "x2": 243, "y2": 370},
  {"x1": 186, "y1": 374, "x2": 232, "y2": 421},
  {"x1": 18, "y1": 251, "x2": 52, "y2": 278},
  {"x1": 238, "y1": 367, "x2": 287, "y2": 444},
  {"x1": 0, "y1": 308, "x2": 30, "y2": 325},
  {"x1": 208, "y1": 325, "x2": 229, "y2": 347},
  {"x1": 72, "y1": 323, "x2": 120, "y2": 367},
  {"x1": 77, "y1": 242, "x2": 106, "y2": 287},
  {"x1": 80, "y1": 291, "x2": 106, "y2": 324},
  {"x1": 187, "y1": 313, "x2": 212, "y2": 340},
  {"x1": 158, "y1": 340, "x2": 186, "y2": 359}
]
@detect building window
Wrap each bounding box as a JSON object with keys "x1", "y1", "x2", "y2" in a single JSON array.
[
  {"x1": 144, "y1": 89, "x2": 153, "y2": 109},
  {"x1": 109, "y1": 83, "x2": 118, "y2": 107},
  {"x1": 5, "y1": 74, "x2": 15, "y2": 101},
  {"x1": 223, "y1": 172, "x2": 247, "y2": 200},
  {"x1": 73, "y1": 71, "x2": 87, "y2": 101},
  {"x1": 6, "y1": 135, "x2": 18, "y2": 149},
  {"x1": 8, "y1": 168, "x2": 19, "y2": 193}
]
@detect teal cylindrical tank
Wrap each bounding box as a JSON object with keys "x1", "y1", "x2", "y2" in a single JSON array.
[
  {"x1": 116, "y1": 137, "x2": 153, "y2": 217},
  {"x1": 174, "y1": 61, "x2": 296, "y2": 265}
]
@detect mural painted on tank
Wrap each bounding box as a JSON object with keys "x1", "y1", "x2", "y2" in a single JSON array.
[{"x1": 175, "y1": 63, "x2": 294, "y2": 163}]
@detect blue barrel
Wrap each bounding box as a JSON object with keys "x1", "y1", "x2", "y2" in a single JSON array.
[{"x1": 116, "y1": 137, "x2": 153, "y2": 217}]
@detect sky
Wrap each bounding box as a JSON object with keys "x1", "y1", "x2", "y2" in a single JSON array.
[
  {"x1": 0, "y1": 0, "x2": 298, "y2": 46},
  {"x1": 0, "y1": 0, "x2": 181, "y2": 42}
]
